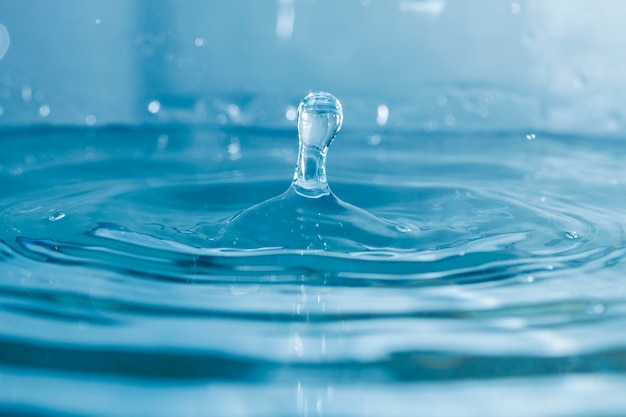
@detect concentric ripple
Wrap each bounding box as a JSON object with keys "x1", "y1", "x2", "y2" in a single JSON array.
[{"x1": 1, "y1": 127, "x2": 626, "y2": 416}]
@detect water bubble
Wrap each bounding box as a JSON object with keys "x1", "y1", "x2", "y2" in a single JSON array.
[
  {"x1": 38, "y1": 105, "x2": 50, "y2": 117},
  {"x1": 293, "y1": 91, "x2": 343, "y2": 197},
  {"x1": 423, "y1": 120, "x2": 438, "y2": 131},
  {"x1": 369, "y1": 134, "x2": 382, "y2": 145},
  {"x1": 227, "y1": 138, "x2": 241, "y2": 161},
  {"x1": 526, "y1": 133, "x2": 536, "y2": 141},
  {"x1": 444, "y1": 114, "x2": 456, "y2": 126},
  {"x1": 194, "y1": 38, "x2": 205, "y2": 47},
  {"x1": 565, "y1": 230, "x2": 578, "y2": 239},
  {"x1": 525, "y1": 275, "x2": 535, "y2": 283},
  {"x1": 21, "y1": 85, "x2": 32, "y2": 102},
  {"x1": 48, "y1": 212, "x2": 66, "y2": 222},
  {"x1": 85, "y1": 114, "x2": 97, "y2": 126},
  {"x1": 156, "y1": 134, "x2": 168, "y2": 151},
  {"x1": 510, "y1": 2, "x2": 521, "y2": 13},
  {"x1": 147, "y1": 100, "x2": 161, "y2": 114},
  {"x1": 376, "y1": 104, "x2": 389, "y2": 126},
  {"x1": 588, "y1": 303, "x2": 605, "y2": 315},
  {"x1": 227, "y1": 104, "x2": 240, "y2": 118},
  {"x1": 285, "y1": 106, "x2": 297, "y2": 121},
  {"x1": 395, "y1": 224, "x2": 411, "y2": 233},
  {"x1": 95, "y1": 18, "x2": 101, "y2": 24}
]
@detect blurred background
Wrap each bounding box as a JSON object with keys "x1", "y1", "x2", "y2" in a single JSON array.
[{"x1": 1, "y1": 0, "x2": 625, "y2": 135}]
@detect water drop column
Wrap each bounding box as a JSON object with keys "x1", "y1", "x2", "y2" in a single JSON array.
[{"x1": 293, "y1": 92, "x2": 343, "y2": 198}]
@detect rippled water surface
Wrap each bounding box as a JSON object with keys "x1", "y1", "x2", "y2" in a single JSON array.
[{"x1": 1, "y1": 127, "x2": 626, "y2": 416}]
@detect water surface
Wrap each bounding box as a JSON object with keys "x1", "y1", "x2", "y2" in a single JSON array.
[{"x1": 1, "y1": 126, "x2": 626, "y2": 416}]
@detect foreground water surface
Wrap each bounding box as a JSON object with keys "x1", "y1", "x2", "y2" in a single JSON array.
[{"x1": 1, "y1": 126, "x2": 626, "y2": 416}]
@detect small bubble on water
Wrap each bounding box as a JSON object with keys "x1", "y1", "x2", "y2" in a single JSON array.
[
  {"x1": 525, "y1": 275, "x2": 535, "y2": 283},
  {"x1": 510, "y1": 2, "x2": 521, "y2": 13},
  {"x1": 227, "y1": 138, "x2": 241, "y2": 160},
  {"x1": 227, "y1": 104, "x2": 240, "y2": 118},
  {"x1": 395, "y1": 224, "x2": 411, "y2": 233},
  {"x1": 38, "y1": 104, "x2": 50, "y2": 117},
  {"x1": 48, "y1": 212, "x2": 66, "y2": 222},
  {"x1": 368, "y1": 134, "x2": 382, "y2": 145},
  {"x1": 423, "y1": 119, "x2": 438, "y2": 131},
  {"x1": 547, "y1": 264, "x2": 554, "y2": 271},
  {"x1": 526, "y1": 133, "x2": 536, "y2": 141},
  {"x1": 21, "y1": 85, "x2": 32, "y2": 102},
  {"x1": 156, "y1": 134, "x2": 168, "y2": 150},
  {"x1": 147, "y1": 100, "x2": 161, "y2": 114},
  {"x1": 85, "y1": 114, "x2": 97, "y2": 126},
  {"x1": 194, "y1": 37, "x2": 205, "y2": 47},
  {"x1": 444, "y1": 114, "x2": 456, "y2": 126},
  {"x1": 587, "y1": 303, "x2": 605, "y2": 315},
  {"x1": 285, "y1": 106, "x2": 297, "y2": 121},
  {"x1": 540, "y1": 196, "x2": 547, "y2": 202},
  {"x1": 95, "y1": 18, "x2": 101, "y2": 24},
  {"x1": 376, "y1": 104, "x2": 389, "y2": 126},
  {"x1": 565, "y1": 230, "x2": 578, "y2": 239}
]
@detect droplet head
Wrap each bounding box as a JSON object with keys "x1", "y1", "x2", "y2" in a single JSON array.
[{"x1": 297, "y1": 92, "x2": 343, "y2": 149}]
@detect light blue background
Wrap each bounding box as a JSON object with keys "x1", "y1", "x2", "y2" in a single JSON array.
[{"x1": 1, "y1": 0, "x2": 624, "y2": 134}]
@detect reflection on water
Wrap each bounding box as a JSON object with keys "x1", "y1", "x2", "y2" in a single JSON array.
[{"x1": 1, "y1": 126, "x2": 626, "y2": 416}]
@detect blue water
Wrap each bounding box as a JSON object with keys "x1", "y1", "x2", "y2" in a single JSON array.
[{"x1": 1, "y1": 124, "x2": 626, "y2": 416}]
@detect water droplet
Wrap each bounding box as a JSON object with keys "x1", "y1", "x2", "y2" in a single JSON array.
[
  {"x1": 157, "y1": 134, "x2": 168, "y2": 151},
  {"x1": 147, "y1": 100, "x2": 161, "y2": 114},
  {"x1": 48, "y1": 212, "x2": 66, "y2": 222},
  {"x1": 525, "y1": 275, "x2": 535, "y2": 283},
  {"x1": 194, "y1": 37, "x2": 205, "y2": 47},
  {"x1": 293, "y1": 91, "x2": 343, "y2": 198},
  {"x1": 285, "y1": 106, "x2": 297, "y2": 121},
  {"x1": 423, "y1": 119, "x2": 438, "y2": 131},
  {"x1": 588, "y1": 303, "x2": 605, "y2": 315},
  {"x1": 227, "y1": 138, "x2": 241, "y2": 161},
  {"x1": 85, "y1": 114, "x2": 97, "y2": 126},
  {"x1": 95, "y1": 18, "x2": 101, "y2": 24},
  {"x1": 526, "y1": 133, "x2": 536, "y2": 141},
  {"x1": 565, "y1": 230, "x2": 578, "y2": 239},
  {"x1": 369, "y1": 134, "x2": 382, "y2": 145},
  {"x1": 39, "y1": 104, "x2": 50, "y2": 117},
  {"x1": 21, "y1": 85, "x2": 32, "y2": 102},
  {"x1": 395, "y1": 224, "x2": 411, "y2": 233},
  {"x1": 376, "y1": 104, "x2": 389, "y2": 126},
  {"x1": 444, "y1": 114, "x2": 456, "y2": 126},
  {"x1": 227, "y1": 104, "x2": 240, "y2": 118}
]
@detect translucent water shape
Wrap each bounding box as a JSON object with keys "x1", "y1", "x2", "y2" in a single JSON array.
[{"x1": 214, "y1": 92, "x2": 411, "y2": 251}]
